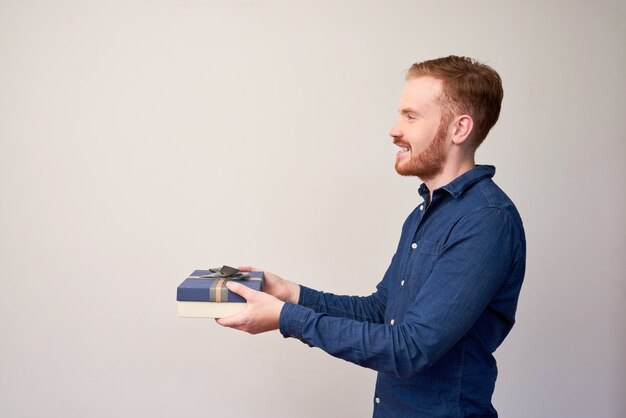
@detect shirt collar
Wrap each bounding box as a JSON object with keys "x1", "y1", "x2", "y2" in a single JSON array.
[
  {"x1": 442, "y1": 165, "x2": 496, "y2": 197},
  {"x1": 418, "y1": 165, "x2": 496, "y2": 201}
]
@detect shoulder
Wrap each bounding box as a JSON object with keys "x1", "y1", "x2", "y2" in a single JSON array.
[
  {"x1": 442, "y1": 177, "x2": 525, "y2": 244},
  {"x1": 451, "y1": 171, "x2": 521, "y2": 218}
]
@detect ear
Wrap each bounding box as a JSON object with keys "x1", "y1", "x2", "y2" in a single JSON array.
[{"x1": 451, "y1": 115, "x2": 473, "y2": 145}]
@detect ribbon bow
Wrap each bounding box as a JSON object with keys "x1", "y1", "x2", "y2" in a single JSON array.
[{"x1": 197, "y1": 265, "x2": 251, "y2": 280}]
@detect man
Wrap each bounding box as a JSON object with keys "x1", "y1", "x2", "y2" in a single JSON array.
[{"x1": 218, "y1": 56, "x2": 526, "y2": 417}]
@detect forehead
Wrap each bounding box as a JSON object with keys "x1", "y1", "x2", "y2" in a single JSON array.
[{"x1": 398, "y1": 76, "x2": 444, "y2": 112}]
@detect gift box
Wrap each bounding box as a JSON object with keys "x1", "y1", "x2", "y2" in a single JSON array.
[{"x1": 177, "y1": 268, "x2": 264, "y2": 318}]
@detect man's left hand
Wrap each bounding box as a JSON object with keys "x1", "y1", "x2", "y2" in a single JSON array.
[{"x1": 216, "y1": 281, "x2": 285, "y2": 334}]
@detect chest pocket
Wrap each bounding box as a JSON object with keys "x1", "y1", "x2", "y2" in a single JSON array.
[{"x1": 407, "y1": 239, "x2": 442, "y2": 298}]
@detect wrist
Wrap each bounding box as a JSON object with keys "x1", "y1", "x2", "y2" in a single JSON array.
[{"x1": 289, "y1": 282, "x2": 301, "y2": 304}]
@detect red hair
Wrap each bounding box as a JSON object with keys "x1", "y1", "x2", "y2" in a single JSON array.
[{"x1": 407, "y1": 56, "x2": 503, "y2": 148}]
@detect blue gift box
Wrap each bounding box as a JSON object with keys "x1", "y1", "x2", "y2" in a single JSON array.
[{"x1": 176, "y1": 270, "x2": 264, "y2": 303}]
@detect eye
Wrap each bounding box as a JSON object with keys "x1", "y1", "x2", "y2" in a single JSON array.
[{"x1": 406, "y1": 114, "x2": 416, "y2": 121}]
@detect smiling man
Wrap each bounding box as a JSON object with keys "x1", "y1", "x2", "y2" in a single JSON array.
[{"x1": 218, "y1": 56, "x2": 526, "y2": 417}]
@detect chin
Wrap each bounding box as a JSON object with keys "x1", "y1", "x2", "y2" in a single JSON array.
[
  {"x1": 395, "y1": 159, "x2": 442, "y2": 180},
  {"x1": 394, "y1": 162, "x2": 417, "y2": 177}
]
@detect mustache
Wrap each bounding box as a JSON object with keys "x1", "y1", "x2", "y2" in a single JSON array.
[{"x1": 393, "y1": 139, "x2": 410, "y2": 148}]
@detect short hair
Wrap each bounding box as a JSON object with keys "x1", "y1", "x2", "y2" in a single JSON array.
[{"x1": 407, "y1": 56, "x2": 503, "y2": 148}]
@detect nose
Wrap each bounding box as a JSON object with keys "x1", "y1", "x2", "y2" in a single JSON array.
[{"x1": 389, "y1": 123, "x2": 401, "y2": 139}]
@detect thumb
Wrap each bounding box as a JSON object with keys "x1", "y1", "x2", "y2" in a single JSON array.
[{"x1": 226, "y1": 281, "x2": 256, "y2": 301}]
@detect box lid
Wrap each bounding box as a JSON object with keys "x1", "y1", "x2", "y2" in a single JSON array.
[{"x1": 177, "y1": 270, "x2": 264, "y2": 302}]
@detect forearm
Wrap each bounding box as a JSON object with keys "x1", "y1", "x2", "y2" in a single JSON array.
[{"x1": 298, "y1": 285, "x2": 386, "y2": 323}]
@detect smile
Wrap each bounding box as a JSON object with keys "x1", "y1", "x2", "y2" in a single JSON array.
[
  {"x1": 393, "y1": 139, "x2": 410, "y2": 154},
  {"x1": 396, "y1": 144, "x2": 410, "y2": 155}
]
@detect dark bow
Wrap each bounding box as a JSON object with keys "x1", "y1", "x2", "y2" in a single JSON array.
[{"x1": 197, "y1": 265, "x2": 251, "y2": 279}]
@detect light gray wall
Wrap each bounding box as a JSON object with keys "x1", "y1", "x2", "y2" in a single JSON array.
[{"x1": 1, "y1": 1, "x2": 624, "y2": 417}]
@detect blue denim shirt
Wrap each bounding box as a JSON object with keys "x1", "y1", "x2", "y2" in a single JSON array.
[{"x1": 279, "y1": 165, "x2": 526, "y2": 417}]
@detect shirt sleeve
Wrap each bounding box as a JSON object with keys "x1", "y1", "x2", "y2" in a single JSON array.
[
  {"x1": 296, "y1": 255, "x2": 395, "y2": 324},
  {"x1": 279, "y1": 207, "x2": 522, "y2": 378}
]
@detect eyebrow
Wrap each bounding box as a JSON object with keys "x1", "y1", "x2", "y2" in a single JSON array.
[{"x1": 399, "y1": 107, "x2": 421, "y2": 116}]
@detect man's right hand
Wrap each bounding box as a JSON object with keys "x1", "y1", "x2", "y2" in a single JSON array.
[{"x1": 238, "y1": 266, "x2": 300, "y2": 305}]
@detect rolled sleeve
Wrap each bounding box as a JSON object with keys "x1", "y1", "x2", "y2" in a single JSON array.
[
  {"x1": 298, "y1": 285, "x2": 321, "y2": 310},
  {"x1": 279, "y1": 302, "x2": 313, "y2": 340},
  {"x1": 289, "y1": 273, "x2": 390, "y2": 323}
]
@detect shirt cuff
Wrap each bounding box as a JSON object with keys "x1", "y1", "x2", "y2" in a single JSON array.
[
  {"x1": 279, "y1": 302, "x2": 312, "y2": 340},
  {"x1": 298, "y1": 285, "x2": 321, "y2": 310}
]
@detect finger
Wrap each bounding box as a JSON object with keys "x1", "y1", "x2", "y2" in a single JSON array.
[
  {"x1": 216, "y1": 313, "x2": 243, "y2": 328},
  {"x1": 226, "y1": 281, "x2": 257, "y2": 301}
]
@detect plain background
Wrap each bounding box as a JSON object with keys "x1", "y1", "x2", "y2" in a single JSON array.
[{"x1": 1, "y1": 1, "x2": 624, "y2": 417}]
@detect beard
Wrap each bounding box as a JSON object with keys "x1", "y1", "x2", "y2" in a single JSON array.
[{"x1": 394, "y1": 118, "x2": 449, "y2": 180}]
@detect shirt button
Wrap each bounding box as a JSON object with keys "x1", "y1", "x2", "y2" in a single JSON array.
[
  {"x1": 375, "y1": 397, "x2": 380, "y2": 404},
  {"x1": 411, "y1": 242, "x2": 417, "y2": 249},
  {"x1": 419, "y1": 204, "x2": 424, "y2": 211},
  {"x1": 390, "y1": 319, "x2": 395, "y2": 325},
  {"x1": 401, "y1": 280, "x2": 405, "y2": 286}
]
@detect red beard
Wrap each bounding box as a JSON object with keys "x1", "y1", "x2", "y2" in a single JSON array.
[{"x1": 395, "y1": 118, "x2": 449, "y2": 180}]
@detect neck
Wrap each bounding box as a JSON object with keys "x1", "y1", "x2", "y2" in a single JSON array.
[{"x1": 423, "y1": 157, "x2": 476, "y2": 195}]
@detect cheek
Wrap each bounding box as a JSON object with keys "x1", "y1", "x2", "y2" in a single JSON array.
[
  {"x1": 405, "y1": 132, "x2": 427, "y2": 152},
  {"x1": 409, "y1": 124, "x2": 439, "y2": 150}
]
